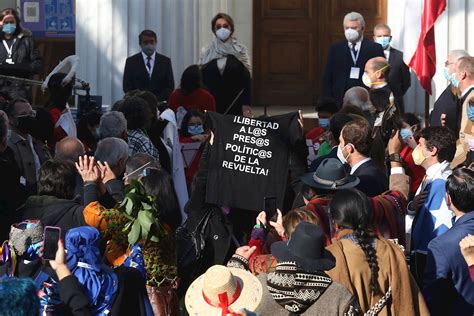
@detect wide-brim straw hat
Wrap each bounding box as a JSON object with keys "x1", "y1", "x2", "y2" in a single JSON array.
[{"x1": 185, "y1": 265, "x2": 263, "y2": 315}]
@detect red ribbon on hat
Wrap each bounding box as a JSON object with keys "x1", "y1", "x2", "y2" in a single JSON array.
[{"x1": 202, "y1": 282, "x2": 242, "y2": 316}]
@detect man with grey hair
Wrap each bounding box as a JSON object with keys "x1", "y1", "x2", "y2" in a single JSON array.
[
  {"x1": 94, "y1": 137, "x2": 129, "y2": 207},
  {"x1": 430, "y1": 49, "x2": 470, "y2": 130},
  {"x1": 98, "y1": 111, "x2": 128, "y2": 141},
  {"x1": 373, "y1": 23, "x2": 411, "y2": 113},
  {"x1": 451, "y1": 56, "x2": 474, "y2": 167},
  {"x1": 322, "y1": 11, "x2": 384, "y2": 108}
]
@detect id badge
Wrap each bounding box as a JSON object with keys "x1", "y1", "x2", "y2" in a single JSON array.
[
  {"x1": 5, "y1": 58, "x2": 13, "y2": 64},
  {"x1": 350, "y1": 67, "x2": 360, "y2": 79}
]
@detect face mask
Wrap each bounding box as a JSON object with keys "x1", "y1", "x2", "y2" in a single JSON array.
[
  {"x1": 2, "y1": 23, "x2": 16, "y2": 34},
  {"x1": 412, "y1": 145, "x2": 427, "y2": 166},
  {"x1": 400, "y1": 128, "x2": 413, "y2": 140},
  {"x1": 216, "y1": 27, "x2": 231, "y2": 42},
  {"x1": 443, "y1": 67, "x2": 451, "y2": 82},
  {"x1": 141, "y1": 44, "x2": 156, "y2": 56},
  {"x1": 16, "y1": 115, "x2": 35, "y2": 134},
  {"x1": 344, "y1": 28, "x2": 359, "y2": 43},
  {"x1": 375, "y1": 36, "x2": 390, "y2": 49},
  {"x1": 188, "y1": 124, "x2": 204, "y2": 136},
  {"x1": 337, "y1": 144, "x2": 351, "y2": 164},
  {"x1": 319, "y1": 118, "x2": 329, "y2": 128},
  {"x1": 362, "y1": 72, "x2": 372, "y2": 87},
  {"x1": 451, "y1": 72, "x2": 460, "y2": 89},
  {"x1": 467, "y1": 105, "x2": 474, "y2": 122}
]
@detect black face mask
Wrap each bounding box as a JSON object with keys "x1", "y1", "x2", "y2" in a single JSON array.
[{"x1": 16, "y1": 116, "x2": 35, "y2": 134}]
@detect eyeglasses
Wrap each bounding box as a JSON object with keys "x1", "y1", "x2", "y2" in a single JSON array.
[{"x1": 14, "y1": 109, "x2": 36, "y2": 119}]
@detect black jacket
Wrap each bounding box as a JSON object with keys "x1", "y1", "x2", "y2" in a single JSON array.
[
  {"x1": 15, "y1": 195, "x2": 87, "y2": 238},
  {"x1": 387, "y1": 47, "x2": 411, "y2": 113},
  {"x1": 0, "y1": 146, "x2": 26, "y2": 241},
  {"x1": 0, "y1": 29, "x2": 43, "y2": 76},
  {"x1": 123, "y1": 52, "x2": 175, "y2": 102},
  {"x1": 201, "y1": 55, "x2": 251, "y2": 115},
  {"x1": 352, "y1": 159, "x2": 388, "y2": 197},
  {"x1": 322, "y1": 38, "x2": 385, "y2": 107},
  {"x1": 430, "y1": 85, "x2": 459, "y2": 134}
]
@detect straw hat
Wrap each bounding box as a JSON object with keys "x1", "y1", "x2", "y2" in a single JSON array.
[{"x1": 185, "y1": 265, "x2": 263, "y2": 315}]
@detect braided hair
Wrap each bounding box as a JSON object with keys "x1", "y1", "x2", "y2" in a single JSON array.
[{"x1": 330, "y1": 188, "x2": 381, "y2": 294}]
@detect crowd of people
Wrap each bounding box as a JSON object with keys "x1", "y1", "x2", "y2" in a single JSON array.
[{"x1": 0, "y1": 7, "x2": 473, "y2": 316}]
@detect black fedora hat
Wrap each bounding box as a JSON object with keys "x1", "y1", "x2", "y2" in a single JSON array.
[
  {"x1": 271, "y1": 222, "x2": 335, "y2": 272},
  {"x1": 300, "y1": 158, "x2": 359, "y2": 191}
]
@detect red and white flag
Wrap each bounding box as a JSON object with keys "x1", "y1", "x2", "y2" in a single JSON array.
[{"x1": 408, "y1": 0, "x2": 447, "y2": 94}]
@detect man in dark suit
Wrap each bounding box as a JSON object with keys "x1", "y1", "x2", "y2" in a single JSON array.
[
  {"x1": 430, "y1": 50, "x2": 469, "y2": 134},
  {"x1": 322, "y1": 12, "x2": 385, "y2": 108},
  {"x1": 373, "y1": 24, "x2": 411, "y2": 113},
  {"x1": 337, "y1": 119, "x2": 388, "y2": 197},
  {"x1": 123, "y1": 29, "x2": 174, "y2": 102},
  {"x1": 423, "y1": 168, "x2": 474, "y2": 316}
]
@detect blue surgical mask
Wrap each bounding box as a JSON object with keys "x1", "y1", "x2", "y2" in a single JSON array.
[
  {"x1": 451, "y1": 72, "x2": 460, "y2": 88},
  {"x1": 188, "y1": 124, "x2": 204, "y2": 136},
  {"x1": 2, "y1": 23, "x2": 16, "y2": 35},
  {"x1": 375, "y1": 36, "x2": 391, "y2": 49},
  {"x1": 400, "y1": 128, "x2": 413, "y2": 140},
  {"x1": 444, "y1": 68, "x2": 451, "y2": 82},
  {"x1": 319, "y1": 118, "x2": 329, "y2": 128},
  {"x1": 467, "y1": 105, "x2": 474, "y2": 122}
]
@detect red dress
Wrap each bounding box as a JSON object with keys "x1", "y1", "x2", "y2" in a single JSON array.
[{"x1": 169, "y1": 88, "x2": 216, "y2": 113}]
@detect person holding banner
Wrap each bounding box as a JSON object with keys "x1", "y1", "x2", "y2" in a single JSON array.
[{"x1": 199, "y1": 13, "x2": 252, "y2": 117}]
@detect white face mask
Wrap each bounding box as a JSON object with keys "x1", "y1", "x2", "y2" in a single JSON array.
[
  {"x1": 345, "y1": 28, "x2": 359, "y2": 43},
  {"x1": 337, "y1": 144, "x2": 351, "y2": 164},
  {"x1": 216, "y1": 27, "x2": 231, "y2": 42},
  {"x1": 362, "y1": 72, "x2": 373, "y2": 88}
]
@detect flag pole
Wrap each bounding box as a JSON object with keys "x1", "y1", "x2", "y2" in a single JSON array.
[{"x1": 425, "y1": 91, "x2": 430, "y2": 126}]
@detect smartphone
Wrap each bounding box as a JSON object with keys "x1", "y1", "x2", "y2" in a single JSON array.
[
  {"x1": 264, "y1": 196, "x2": 277, "y2": 221},
  {"x1": 43, "y1": 226, "x2": 61, "y2": 261}
]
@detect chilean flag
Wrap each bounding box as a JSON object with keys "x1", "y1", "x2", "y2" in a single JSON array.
[{"x1": 408, "y1": 0, "x2": 446, "y2": 95}]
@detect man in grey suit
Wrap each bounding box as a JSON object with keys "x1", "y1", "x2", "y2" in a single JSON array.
[{"x1": 373, "y1": 24, "x2": 411, "y2": 113}]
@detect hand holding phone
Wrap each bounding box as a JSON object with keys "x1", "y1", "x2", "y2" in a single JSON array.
[
  {"x1": 264, "y1": 197, "x2": 277, "y2": 221},
  {"x1": 43, "y1": 226, "x2": 61, "y2": 261}
]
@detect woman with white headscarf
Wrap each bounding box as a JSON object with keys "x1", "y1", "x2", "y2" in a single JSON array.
[{"x1": 199, "y1": 13, "x2": 252, "y2": 117}]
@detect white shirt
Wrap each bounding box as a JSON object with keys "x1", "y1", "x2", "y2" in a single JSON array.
[
  {"x1": 26, "y1": 135, "x2": 41, "y2": 180},
  {"x1": 461, "y1": 84, "x2": 474, "y2": 98},
  {"x1": 141, "y1": 51, "x2": 156, "y2": 77},
  {"x1": 350, "y1": 157, "x2": 371, "y2": 174},
  {"x1": 347, "y1": 37, "x2": 363, "y2": 52},
  {"x1": 384, "y1": 46, "x2": 391, "y2": 61}
]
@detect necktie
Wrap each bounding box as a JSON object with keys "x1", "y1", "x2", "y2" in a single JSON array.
[
  {"x1": 146, "y1": 56, "x2": 152, "y2": 72},
  {"x1": 351, "y1": 43, "x2": 357, "y2": 57}
]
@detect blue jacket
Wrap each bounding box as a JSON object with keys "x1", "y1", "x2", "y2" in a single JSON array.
[{"x1": 423, "y1": 211, "x2": 474, "y2": 316}]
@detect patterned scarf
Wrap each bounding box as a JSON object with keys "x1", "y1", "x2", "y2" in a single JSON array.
[
  {"x1": 266, "y1": 261, "x2": 332, "y2": 313},
  {"x1": 199, "y1": 37, "x2": 252, "y2": 74}
]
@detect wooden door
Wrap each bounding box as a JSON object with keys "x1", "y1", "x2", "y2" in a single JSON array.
[{"x1": 253, "y1": 0, "x2": 387, "y2": 107}]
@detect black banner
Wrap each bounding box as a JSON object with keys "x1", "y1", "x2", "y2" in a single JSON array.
[{"x1": 205, "y1": 112, "x2": 300, "y2": 211}]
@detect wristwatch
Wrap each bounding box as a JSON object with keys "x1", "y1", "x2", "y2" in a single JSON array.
[{"x1": 389, "y1": 153, "x2": 402, "y2": 163}]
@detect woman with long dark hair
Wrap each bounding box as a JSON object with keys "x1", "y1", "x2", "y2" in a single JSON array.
[
  {"x1": 141, "y1": 167, "x2": 182, "y2": 230},
  {"x1": 326, "y1": 188, "x2": 429, "y2": 316},
  {"x1": 168, "y1": 65, "x2": 216, "y2": 113}
]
